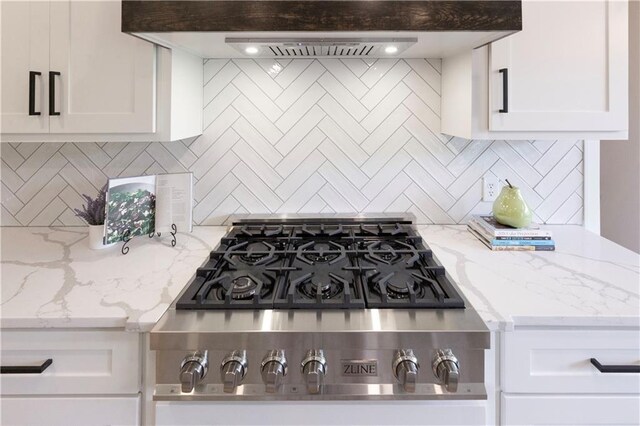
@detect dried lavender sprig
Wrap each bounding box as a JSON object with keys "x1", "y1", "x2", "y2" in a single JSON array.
[{"x1": 74, "y1": 184, "x2": 107, "y2": 225}]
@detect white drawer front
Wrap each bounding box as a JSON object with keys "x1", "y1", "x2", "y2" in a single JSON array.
[
  {"x1": 502, "y1": 330, "x2": 640, "y2": 394},
  {"x1": 156, "y1": 401, "x2": 487, "y2": 426},
  {"x1": 1, "y1": 396, "x2": 140, "y2": 426},
  {"x1": 1, "y1": 330, "x2": 140, "y2": 395},
  {"x1": 501, "y1": 394, "x2": 640, "y2": 425}
]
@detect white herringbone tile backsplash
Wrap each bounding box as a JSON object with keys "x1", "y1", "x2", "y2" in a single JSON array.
[{"x1": 1, "y1": 59, "x2": 584, "y2": 226}]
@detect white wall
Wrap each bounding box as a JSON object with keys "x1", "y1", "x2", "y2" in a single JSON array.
[{"x1": 600, "y1": 0, "x2": 640, "y2": 253}]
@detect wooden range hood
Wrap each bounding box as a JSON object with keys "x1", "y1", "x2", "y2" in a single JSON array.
[{"x1": 122, "y1": 1, "x2": 522, "y2": 58}]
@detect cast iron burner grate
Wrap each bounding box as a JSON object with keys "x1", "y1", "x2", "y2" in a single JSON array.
[
  {"x1": 175, "y1": 220, "x2": 465, "y2": 310},
  {"x1": 220, "y1": 225, "x2": 294, "y2": 247},
  {"x1": 273, "y1": 241, "x2": 365, "y2": 309},
  {"x1": 354, "y1": 223, "x2": 409, "y2": 238},
  {"x1": 175, "y1": 241, "x2": 292, "y2": 309},
  {"x1": 357, "y1": 246, "x2": 464, "y2": 308},
  {"x1": 295, "y1": 223, "x2": 351, "y2": 239}
]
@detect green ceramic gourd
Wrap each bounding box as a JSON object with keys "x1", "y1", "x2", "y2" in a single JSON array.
[{"x1": 492, "y1": 180, "x2": 532, "y2": 228}]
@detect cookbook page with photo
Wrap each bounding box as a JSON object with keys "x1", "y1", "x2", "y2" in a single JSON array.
[{"x1": 105, "y1": 175, "x2": 157, "y2": 244}]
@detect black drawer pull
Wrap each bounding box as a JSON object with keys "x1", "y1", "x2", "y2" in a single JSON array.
[
  {"x1": 1, "y1": 359, "x2": 53, "y2": 374},
  {"x1": 29, "y1": 71, "x2": 41, "y2": 116},
  {"x1": 49, "y1": 71, "x2": 61, "y2": 116},
  {"x1": 499, "y1": 68, "x2": 508, "y2": 113},
  {"x1": 590, "y1": 358, "x2": 640, "y2": 373}
]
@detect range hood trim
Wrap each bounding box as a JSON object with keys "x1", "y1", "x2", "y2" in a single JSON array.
[
  {"x1": 125, "y1": 30, "x2": 518, "y2": 59},
  {"x1": 122, "y1": 1, "x2": 522, "y2": 59}
]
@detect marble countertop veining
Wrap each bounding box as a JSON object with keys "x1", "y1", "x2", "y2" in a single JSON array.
[
  {"x1": 1, "y1": 225, "x2": 638, "y2": 332},
  {"x1": 417, "y1": 225, "x2": 640, "y2": 330},
  {"x1": 0, "y1": 226, "x2": 227, "y2": 331}
]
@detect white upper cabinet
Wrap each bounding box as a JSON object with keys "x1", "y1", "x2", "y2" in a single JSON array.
[
  {"x1": 1, "y1": 1, "x2": 50, "y2": 134},
  {"x1": 48, "y1": 0, "x2": 155, "y2": 134},
  {"x1": 442, "y1": 0, "x2": 629, "y2": 140},
  {"x1": 489, "y1": 0, "x2": 628, "y2": 132},
  {"x1": 1, "y1": 1, "x2": 202, "y2": 142}
]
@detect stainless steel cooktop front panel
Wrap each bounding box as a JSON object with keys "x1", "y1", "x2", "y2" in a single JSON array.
[
  {"x1": 154, "y1": 383, "x2": 487, "y2": 401},
  {"x1": 151, "y1": 309, "x2": 490, "y2": 350}
]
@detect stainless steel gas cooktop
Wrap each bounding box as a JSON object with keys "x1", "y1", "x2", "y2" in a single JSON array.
[
  {"x1": 152, "y1": 216, "x2": 489, "y2": 401},
  {"x1": 175, "y1": 218, "x2": 465, "y2": 310}
]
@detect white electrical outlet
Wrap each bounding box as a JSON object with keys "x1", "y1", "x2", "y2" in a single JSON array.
[{"x1": 482, "y1": 176, "x2": 499, "y2": 202}]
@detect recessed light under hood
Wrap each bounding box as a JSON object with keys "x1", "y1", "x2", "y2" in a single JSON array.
[{"x1": 226, "y1": 38, "x2": 417, "y2": 58}]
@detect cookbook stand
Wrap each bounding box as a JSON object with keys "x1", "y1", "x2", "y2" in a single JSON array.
[{"x1": 120, "y1": 223, "x2": 177, "y2": 255}]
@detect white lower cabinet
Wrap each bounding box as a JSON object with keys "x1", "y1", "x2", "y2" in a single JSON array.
[
  {"x1": 1, "y1": 330, "x2": 140, "y2": 395},
  {"x1": 501, "y1": 394, "x2": 640, "y2": 426},
  {"x1": 501, "y1": 330, "x2": 640, "y2": 394},
  {"x1": 1, "y1": 330, "x2": 142, "y2": 426},
  {"x1": 1, "y1": 396, "x2": 141, "y2": 426},
  {"x1": 156, "y1": 401, "x2": 487, "y2": 426},
  {"x1": 500, "y1": 329, "x2": 640, "y2": 426}
]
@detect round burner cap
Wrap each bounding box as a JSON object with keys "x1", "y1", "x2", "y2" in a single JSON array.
[
  {"x1": 386, "y1": 282, "x2": 410, "y2": 295},
  {"x1": 230, "y1": 276, "x2": 258, "y2": 300},
  {"x1": 311, "y1": 280, "x2": 332, "y2": 293}
]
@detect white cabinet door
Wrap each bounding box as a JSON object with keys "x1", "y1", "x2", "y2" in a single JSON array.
[
  {"x1": 48, "y1": 0, "x2": 156, "y2": 134},
  {"x1": 501, "y1": 394, "x2": 640, "y2": 425},
  {"x1": 0, "y1": 1, "x2": 50, "y2": 133},
  {"x1": 489, "y1": 0, "x2": 628, "y2": 132},
  {"x1": 1, "y1": 396, "x2": 140, "y2": 426}
]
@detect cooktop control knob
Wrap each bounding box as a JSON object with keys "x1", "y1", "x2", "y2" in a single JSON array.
[
  {"x1": 179, "y1": 350, "x2": 209, "y2": 393},
  {"x1": 301, "y1": 349, "x2": 327, "y2": 394},
  {"x1": 261, "y1": 350, "x2": 288, "y2": 393},
  {"x1": 220, "y1": 350, "x2": 248, "y2": 393},
  {"x1": 393, "y1": 349, "x2": 420, "y2": 392},
  {"x1": 432, "y1": 349, "x2": 460, "y2": 393}
]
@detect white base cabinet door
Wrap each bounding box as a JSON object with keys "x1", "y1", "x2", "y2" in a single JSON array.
[
  {"x1": 156, "y1": 401, "x2": 487, "y2": 425},
  {"x1": 501, "y1": 394, "x2": 640, "y2": 426},
  {"x1": 0, "y1": 396, "x2": 140, "y2": 426}
]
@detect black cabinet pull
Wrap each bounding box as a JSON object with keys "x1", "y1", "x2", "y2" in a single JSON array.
[
  {"x1": 590, "y1": 358, "x2": 640, "y2": 374},
  {"x1": 29, "y1": 71, "x2": 41, "y2": 116},
  {"x1": 499, "y1": 68, "x2": 508, "y2": 113},
  {"x1": 1, "y1": 359, "x2": 53, "y2": 374},
  {"x1": 49, "y1": 71, "x2": 61, "y2": 116}
]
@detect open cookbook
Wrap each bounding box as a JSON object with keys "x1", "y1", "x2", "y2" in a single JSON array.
[{"x1": 103, "y1": 172, "x2": 193, "y2": 244}]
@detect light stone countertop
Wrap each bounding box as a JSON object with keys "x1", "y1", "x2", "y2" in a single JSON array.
[
  {"x1": 417, "y1": 225, "x2": 640, "y2": 330},
  {"x1": 0, "y1": 226, "x2": 227, "y2": 331},
  {"x1": 1, "y1": 225, "x2": 638, "y2": 332}
]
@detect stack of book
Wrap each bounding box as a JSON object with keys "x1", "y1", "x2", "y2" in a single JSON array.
[{"x1": 467, "y1": 215, "x2": 555, "y2": 251}]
